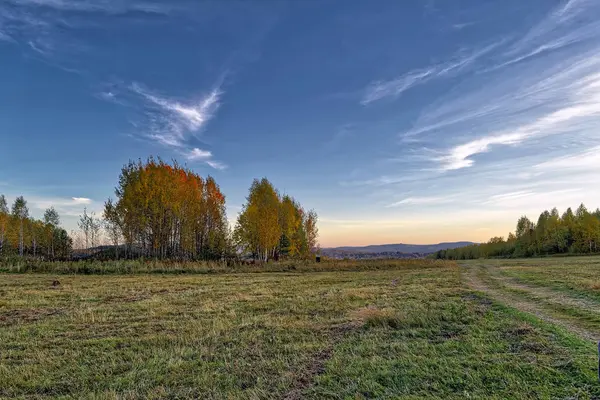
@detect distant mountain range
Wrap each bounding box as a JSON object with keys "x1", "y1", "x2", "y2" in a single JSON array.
[{"x1": 322, "y1": 242, "x2": 475, "y2": 258}]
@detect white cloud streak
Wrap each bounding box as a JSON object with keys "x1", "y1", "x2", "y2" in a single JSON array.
[
  {"x1": 206, "y1": 160, "x2": 227, "y2": 170},
  {"x1": 71, "y1": 197, "x2": 91, "y2": 204},
  {"x1": 185, "y1": 148, "x2": 212, "y2": 161},
  {"x1": 481, "y1": 189, "x2": 583, "y2": 208},
  {"x1": 132, "y1": 84, "x2": 221, "y2": 134},
  {"x1": 129, "y1": 83, "x2": 226, "y2": 170},
  {"x1": 0, "y1": 0, "x2": 172, "y2": 49},
  {"x1": 383, "y1": 0, "x2": 600, "y2": 174},
  {"x1": 386, "y1": 195, "x2": 454, "y2": 208},
  {"x1": 505, "y1": 0, "x2": 599, "y2": 63},
  {"x1": 534, "y1": 146, "x2": 600, "y2": 171},
  {"x1": 5, "y1": 0, "x2": 173, "y2": 15},
  {"x1": 434, "y1": 53, "x2": 600, "y2": 171},
  {"x1": 11, "y1": 195, "x2": 98, "y2": 218},
  {"x1": 361, "y1": 41, "x2": 501, "y2": 105}
]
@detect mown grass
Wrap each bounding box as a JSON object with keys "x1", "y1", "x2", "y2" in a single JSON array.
[
  {"x1": 465, "y1": 259, "x2": 600, "y2": 339},
  {"x1": 467, "y1": 257, "x2": 600, "y2": 302},
  {"x1": 1, "y1": 260, "x2": 599, "y2": 399}
]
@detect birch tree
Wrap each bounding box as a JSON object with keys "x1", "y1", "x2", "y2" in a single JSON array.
[
  {"x1": 0, "y1": 195, "x2": 7, "y2": 255},
  {"x1": 11, "y1": 196, "x2": 28, "y2": 256},
  {"x1": 78, "y1": 207, "x2": 91, "y2": 252},
  {"x1": 103, "y1": 199, "x2": 122, "y2": 258},
  {"x1": 44, "y1": 207, "x2": 60, "y2": 258}
]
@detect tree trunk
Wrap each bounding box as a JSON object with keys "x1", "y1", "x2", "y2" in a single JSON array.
[{"x1": 19, "y1": 219, "x2": 23, "y2": 257}]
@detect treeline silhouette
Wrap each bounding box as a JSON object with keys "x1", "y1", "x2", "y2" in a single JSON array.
[
  {"x1": 434, "y1": 204, "x2": 600, "y2": 259},
  {"x1": 0, "y1": 195, "x2": 72, "y2": 259}
]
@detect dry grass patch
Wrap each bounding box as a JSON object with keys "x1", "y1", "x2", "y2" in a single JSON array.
[
  {"x1": 350, "y1": 306, "x2": 403, "y2": 329},
  {"x1": 584, "y1": 280, "x2": 600, "y2": 291}
]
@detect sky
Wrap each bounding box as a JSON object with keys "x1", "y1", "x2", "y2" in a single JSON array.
[{"x1": 2, "y1": 0, "x2": 600, "y2": 247}]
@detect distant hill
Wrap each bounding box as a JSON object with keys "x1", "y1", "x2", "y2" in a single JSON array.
[{"x1": 323, "y1": 242, "x2": 475, "y2": 255}]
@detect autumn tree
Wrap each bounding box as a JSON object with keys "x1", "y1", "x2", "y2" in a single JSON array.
[
  {"x1": 44, "y1": 207, "x2": 60, "y2": 258},
  {"x1": 278, "y1": 195, "x2": 301, "y2": 257},
  {"x1": 234, "y1": 178, "x2": 280, "y2": 261},
  {"x1": 234, "y1": 178, "x2": 319, "y2": 261},
  {"x1": 11, "y1": 196, "x2": 28, "y2": 256},
  {"x1": 103, "y1": 198, "x2": 122, "y2": 259},
  {"x1": 107, "y1": 158, "x2": 229, "y2": 260},
  {"x1": 78, "y1": 207, "x2": 91, "y2": 252},
  {"x1": 561, "y1": 207, "x2": 576, "y2": 249},
  {"x1": 0, "y1": 195, "x2": 71, "y2": 259},
  {"x1": 305, "y1": 209, "x2": 319, "y2": 254}
]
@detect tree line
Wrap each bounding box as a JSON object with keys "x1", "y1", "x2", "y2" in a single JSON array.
[
  {"x1": 2, "y1": 159, "x2": 320, "y2": 262},
  {"x1": 0, "y1": 195, "x2": 72, "y2": 259},
  {"x1": 100, "y1": 158, "x2": 318, "y2": 261},
  {"x1": 434, "y1": 204, "x2": 600, "y2": 259}
]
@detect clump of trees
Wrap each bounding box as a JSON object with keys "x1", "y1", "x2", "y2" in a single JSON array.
[
  {"x1": 233, "y1": 178, "x2": 318, "y2": 261},
  {"x1": 1, "y1": 158, "x2": 320, "y2": 263},
  {"x1": 0, "y1": 195, "x2": 72, "y2": 259},
  {"x1": 434, "y1": 204, "x2": 600, "y2": 259},
  {"x1": 103, "y1": 158, "x2": 230, "y2": 260}
]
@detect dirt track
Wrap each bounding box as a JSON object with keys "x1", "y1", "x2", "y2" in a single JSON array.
[{"x1": 461, "y1": 261, "x2": 599, "y2": 342}]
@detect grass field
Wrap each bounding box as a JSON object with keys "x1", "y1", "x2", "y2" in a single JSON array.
[{"x1": 1, "y1": 259, "x2": 600, "y2": 399}]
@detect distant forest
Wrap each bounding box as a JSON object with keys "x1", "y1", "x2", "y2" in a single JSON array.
[
  {"x1": 0, "y1": 158, "x2": 318, "y2": 261},
  {"x1": 434, "y1": 204, "x2": 600, "y2": 259},
  {"x1": 0, "y1": 196, "x2": 72, "y2": 259}
]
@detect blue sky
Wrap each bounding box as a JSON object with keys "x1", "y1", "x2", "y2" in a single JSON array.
[{"x1": 2, "y1": 0, "x2": 600, "y2": 247}]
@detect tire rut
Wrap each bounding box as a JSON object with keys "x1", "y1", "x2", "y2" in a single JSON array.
[
  {"x1": 488, "y1": 268, "x2": 600, "y2": 315},
  {"x1": 281, "y1": 323, "x2": 354, "y2": 400},
  {"x1": 461, "y1": 262, "x2": 598, "y2": 342}
]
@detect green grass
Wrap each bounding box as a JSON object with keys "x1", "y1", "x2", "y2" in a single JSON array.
[
  {"x1": 464, "y1": 259, "x2": 600, "y2": 338},
  {"x1": 1, "y1": 260, "x2": 599, "y2": 399},
  {"x1": 467, "y1": 257, "x2": 600, "y2": 302}
]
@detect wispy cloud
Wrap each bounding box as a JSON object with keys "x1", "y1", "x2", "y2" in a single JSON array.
[
  {"x1": 534, "y1": 145, "x2": 600, "y2": 171},
  {"x1": 362, "y1": 68, "x2": 435, "y2": 105},
  {"x1": 361, "y1": 41, "x2": 501, "y2": 105},
  {"x1": 129, "y1": 83, "x2": 227, "y2": 170},
  {"x1": 386, "y1": 195, "x2": 455, "y2": 208},
  {"x1": 483, "y1": 191, "x2": 535, "y2": 204},
  {"x1": 452, "y1": 22, "x2": 475, "y2": 30},
  {"x1": 432, "y1": 53, "x2": 600, "y2": 171},
  {"x1": 71, "y1": 197, "x2": 91, "y2": 204},
  {"x1": 384, "y1": 0, "x2": 600, "y2": 175},
  {"x1": 206, "y1": 160, "x2": 227, "y2": 170},
  {"x1": 185, "y1": 147, "x2": 212, "y2": 161},
  {"x1": 481, "y1": 189, "x2": 582, "y2": 208},
  {"x1": 5, "y1": 0, "x2": 174, "y2": 15},
  {"x1": 131, "y1": 83, "x2": 221, "y2": 135},
  {"x1": 504, "y1": 0, "x2": 599, "y2": 65},
  {"x1": 15, "y1": 195, "x2": 98, "y2": 218},
  {"x1": 0, "y1": 0, "x2": 175, "y2": 68}
]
